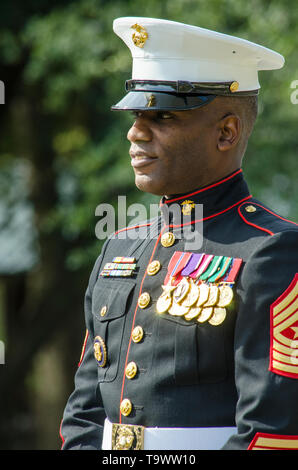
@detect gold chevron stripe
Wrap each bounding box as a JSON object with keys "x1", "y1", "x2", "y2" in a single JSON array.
[
  {"x1": 273, "y1": 299, "x2": 298, "y2": 328},
  {"x1": 272, "y1": 359, "x2": 298, "y2": 374},
  {"x1": 253, "y1": 436, "x2": 298, "y2": 449},
  {"x1": 273, "y1": 348, "x2": 298, "y2": 365},
  {"x1": 273, "y1": 339, "x2": 298, "y2": 355},
  {"x1": 273, "y1": 283, "x2": 298, "y2": 317}
]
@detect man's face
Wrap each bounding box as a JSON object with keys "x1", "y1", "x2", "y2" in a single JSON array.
[{"x1": 127, "y1": 102, "x2": 220, "y2": 196}]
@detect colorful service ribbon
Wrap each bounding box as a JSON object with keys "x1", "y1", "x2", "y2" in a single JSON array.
[
  {"x1": 164, "y1": 251, "x2": 192, "y2": 285},
  {"x1": 100, "y1": 256, "x2": 137, "y2": 277}
]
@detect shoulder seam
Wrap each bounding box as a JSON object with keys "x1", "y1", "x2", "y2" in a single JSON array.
[
  {"x1": 237, "y1": 202, "x2": 274, "y2": 236},
  {"x1": 113, "y1": 221, "x2": 154, "y2": 237},
  {"x1": 250, "y1": 202, "x2": 298, "y2": 227},
  {"x1": 238, "y1": 201, "x2": 298, "y2": 236}
]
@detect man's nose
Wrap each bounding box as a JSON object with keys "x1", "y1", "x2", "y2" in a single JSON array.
[{"x1": 127, "y1": 117, "x2": 152, "y2": 143}]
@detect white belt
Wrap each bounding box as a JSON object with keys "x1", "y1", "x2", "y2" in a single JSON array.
[{"x1": 102, "y1": 418, "x2": 236, "y2": 450}]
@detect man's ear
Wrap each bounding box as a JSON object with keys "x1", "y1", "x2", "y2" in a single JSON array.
[{"x1": 217, "y1": 114, "x2": 241, "y2": 152}]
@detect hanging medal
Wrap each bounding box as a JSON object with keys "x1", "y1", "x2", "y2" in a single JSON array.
[
  {"x1": 156, "y1": 251, "x2": 191, "y2": 314},
  {"x1": 156, "y1": 250, "x2": 243, "y2": 327}
]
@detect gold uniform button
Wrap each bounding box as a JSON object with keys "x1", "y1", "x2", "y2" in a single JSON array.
[
  {"x1": 125, "y1": 361, "x2": 138, "y2": 379},
  {"x1": 132, "y1": 326, "x2": 144, "y2": 343},
  {"x1": 120, "y1": 398, "x2": 132, "y2": 417},
  {"x1": 138, "y1": 292, "x2": 151, "y2": 309},
  {"x1": 161, "y1": 232, "x2": 175, "y2": 247},
  {"x1": 100, "y1": 305, "x2": 107, "y2": 317},
  {"x1": 245, "y1": 205, "x2": 257, "y2": 213},
  {"x1": 147, "y1": 260, "x2": 161, "y2": 276}
]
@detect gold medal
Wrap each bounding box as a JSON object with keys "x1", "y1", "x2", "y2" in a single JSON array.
[
  {"x1": 196, "y1": 283, "x2": 210, "y2": 306},
  {"x1": 182, "y1": 280, "x2": 200, "y2": 307},
  {"x1": 156, "y1": 283, "x2": 176, "y2": 314},
  {"x1": 161, "y1": 283, "x2": 177, "y2": 295},
  {"x1": 197, "y1": 307, "x2": 213, "y2": 323},
  {"x1": 217, "y1": 284, "x2": 234, "y2": 307},
  {"x1": 203, "y1": 285, "x2": 219, "y2": 307},
  {"x1": 173, "y1": 277, "x2": 190, "y2": 303},
  {"x1": 93, "y1": 336, "x2": 107, "y2": 367},
  {"x1": 208, "y1": 307, "x2": 227, "y2": 326},
  {"x1": 184, "y1": 306, "x2": 202, "y2": 321},
  {"x1": 168, "y1": 300, "x2": 190, "y2": 317},
  {"x1": 156, "y1": 293, "x2": 172, "y2": 314}
]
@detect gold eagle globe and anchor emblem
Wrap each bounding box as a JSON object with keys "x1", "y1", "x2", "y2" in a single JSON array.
[
  {"x1": 131, "y1": 23, "x2": 148, "y2": 48},
  {"x1": 181, "y1": 200, "x2": 196, "y2": 216},
  {"x1": 146, "y1": 94, "x2": 156, "y2": 108}
]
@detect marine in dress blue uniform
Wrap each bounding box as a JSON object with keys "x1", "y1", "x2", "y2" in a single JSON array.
[{"x1": 60, "y1": 18, "x2": 298, "y2": 451}]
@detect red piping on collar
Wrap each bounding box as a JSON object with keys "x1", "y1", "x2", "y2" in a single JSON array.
[
  {"x1": 166, "y1": 195, "x2": 252, "y2": 228},
  {"x1": 161, "y1": 169, "x2": 243, "y2": 205}
]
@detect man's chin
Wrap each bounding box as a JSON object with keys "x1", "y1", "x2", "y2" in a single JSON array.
[{"x1": 134, "y1": 175, "x2": 165, "y2": 196}]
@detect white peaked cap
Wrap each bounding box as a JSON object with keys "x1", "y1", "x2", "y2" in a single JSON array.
[{"x1": 113, "y1": 17, "x2": 285, "y2": 93}]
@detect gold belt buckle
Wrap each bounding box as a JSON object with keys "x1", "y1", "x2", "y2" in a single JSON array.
[{"x1": 111, "y1": 423, "x2": 144, "y2": 450}]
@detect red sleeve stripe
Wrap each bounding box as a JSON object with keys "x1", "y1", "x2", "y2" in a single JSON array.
[
  {"x1": 78, "y1": 329, "x2": 89, "y2": 367},
  {"x1": 59, "y1": 419, "x2": 65, "y2": 449}
]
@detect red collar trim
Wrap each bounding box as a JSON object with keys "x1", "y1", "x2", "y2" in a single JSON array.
[
  {"x1": 161, "y1": 169, "x2": 243, "y2": 205},
  {"x1": 165, "y1": 195, "x2": 252, "y2": 228}
]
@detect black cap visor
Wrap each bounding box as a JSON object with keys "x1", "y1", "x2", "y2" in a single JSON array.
[{"x1": 111, "y1": 91, "x2": 216, "y2": 111}]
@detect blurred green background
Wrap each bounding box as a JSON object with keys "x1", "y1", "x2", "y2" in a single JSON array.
[{"x1": 0, "y1": 0, "x2": 297, "y2": 450}]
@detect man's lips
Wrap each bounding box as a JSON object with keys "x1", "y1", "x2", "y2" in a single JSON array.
[{"x1": 130, "y1": 152, "x2": 158, "y2": 168}]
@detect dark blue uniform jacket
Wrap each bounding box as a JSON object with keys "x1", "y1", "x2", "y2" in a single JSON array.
[{"x1": 60, "y1": 169, "x2": 298, "y2": 450}]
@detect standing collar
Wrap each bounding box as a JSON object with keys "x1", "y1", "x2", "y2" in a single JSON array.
[{"x1": 159, "y1": 169, "x2": 251, "y2": 226}]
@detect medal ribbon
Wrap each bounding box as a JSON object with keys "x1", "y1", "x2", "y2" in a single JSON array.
[
  {"x1": 208, "y1": 257, "x2": 232, "y2": 283},
  {"x1": 188, "y1": 253, "x2": 205, "y2": 279},
  {"x1": 223, "y1": 258, "x2": 243, "y2": 283},
  {"x1": 164, "y1": 251, "x2": 192, "y2": 285},
  {"x1": 181, "y1": 253, "x2": 204, "y2": 277},
  {"x1": 199, "y1": 255, "x2": 223, "y2": 281},
  {"x1": 192, "y1": 253, "x2": 213, "y2": 279}
]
